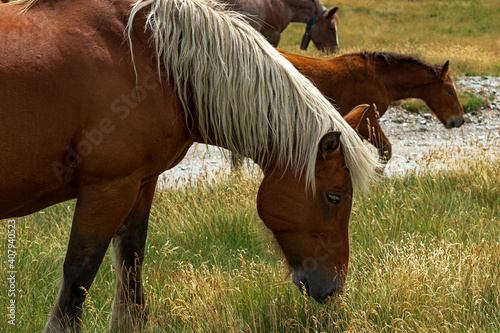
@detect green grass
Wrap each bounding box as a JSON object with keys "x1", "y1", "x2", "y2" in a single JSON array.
[
  {"x1": 279, "y1": 0, "x2": 500, "y2": 76},
  {"x1": 1, "y1": 139, "x2": 499, "y2": 332},
  {"x1": 459, "y1": 91, "x2": 489, "y2": 112},
  {"x1": 399, "y1": 99, "x2": 431, "y2": 113}
]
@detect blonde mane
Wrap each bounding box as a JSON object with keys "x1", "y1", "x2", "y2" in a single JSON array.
[
  {"x1": 15, "y1": 0, "x2": 38, "y2": 13},
  {"x1": 127, "y1": 0, "x2": 378, "y2": 190}
]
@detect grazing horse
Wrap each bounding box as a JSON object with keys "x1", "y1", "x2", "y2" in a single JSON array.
[
  {"x1": 279, "y1": 50, "x2": 465, "y2": 162},
  {"x1": 223, "y1": 0, "x2": 339, "y2": 52},
  {"x1": 0, "y1": 0, "x2": 377, "y2": 331}
]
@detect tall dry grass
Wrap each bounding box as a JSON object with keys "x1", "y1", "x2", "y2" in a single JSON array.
[{"x1": 1, "y1": 137, "x2": 499, "y2": 331}]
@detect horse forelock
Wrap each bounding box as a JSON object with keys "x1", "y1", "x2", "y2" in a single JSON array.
[{"x1": 127, "y1": 0, "x2": 378, "y2": 191}]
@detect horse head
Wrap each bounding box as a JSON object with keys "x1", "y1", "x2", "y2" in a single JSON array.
[
  {"x1": 303, "y1": 7, "x2": 339, "y2": 54},
  {"x1": 257, "y1": 105, "x2": 368, "y2": 303},
  {"x1": 428, "y1": 61, "x2": 465, "y2": 129}
]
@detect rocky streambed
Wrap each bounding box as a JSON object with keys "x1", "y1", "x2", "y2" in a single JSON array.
[{"x1": 159, "y1": 76, "x2": 500, "y2": 187}]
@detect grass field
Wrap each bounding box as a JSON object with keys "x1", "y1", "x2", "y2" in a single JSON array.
[
  {"x1": 1, "y1": 0, "x2": 500, "y2": 331},
  {"x1": 279, "y1": 0, "x2": 500, "y2": 76},
  {"x1": 1, "y1": 139, "x2": 499, "y2": 332}
]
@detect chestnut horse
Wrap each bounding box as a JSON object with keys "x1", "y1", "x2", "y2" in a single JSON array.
[
  {"x1": 223, "y1": 0, "x2": 339, "y2": 52},
  {"x1": 279, "y1": 50, "x2": 465, "y2": 162},
  {"x1": 0, "y1": 0, "x2": 377, "y2": 331}
]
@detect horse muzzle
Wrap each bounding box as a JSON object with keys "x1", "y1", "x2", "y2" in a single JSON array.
[
  {"x1": 446, "y1": 115, "x2": 465, "y2": 129},
  {"x1": 292, "y1": 269, "x2": 344, "y2": 303},
  {"x1": 331, "y1": 45, "x2": 340, "y2": 53},
  {"x1": 324, "y1": 44, "x2": 339, "y2": 54}
]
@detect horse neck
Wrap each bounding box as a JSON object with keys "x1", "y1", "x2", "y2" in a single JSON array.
[
  {"x1": 284, "y1": 0, "x2": 318, "y2": 23},
  {"x1": 377, "y1": 61, "x2": 438, "y2": 102}
]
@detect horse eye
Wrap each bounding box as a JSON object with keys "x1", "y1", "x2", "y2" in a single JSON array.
[
  {"x1": 326, "y1": 194, "x2": 341, "y2": 205},
  {"x1": 447, "y1": 90, "x2": 454, "y2": 96}
]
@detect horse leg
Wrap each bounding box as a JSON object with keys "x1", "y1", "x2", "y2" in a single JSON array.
[
  {"x1": 265, "y1": 30, "x2": 281, "y2": 47},
  {"x1": 357, "y1": 112, "x2": 392, "y2": 164},
  {"x1": 371, "y1": 122, "x2": 392, "y2": 164},
  {"x1": 111, "y1": 177, "x2": 158, "y2": 330},
  {"x1": 44, "y1": 179, "x2": 141, "y2": 333}
]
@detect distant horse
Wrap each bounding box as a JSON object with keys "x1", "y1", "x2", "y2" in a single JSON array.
[
  {"x1": 223, "y1": 0, "x2": 339, "y2": 53},
  {"x1": 279, "y1": 50, "x2": 465, "y2": 162},
  {"x1": 0, "y1": 0, "x2": 377, "y2": 331}
]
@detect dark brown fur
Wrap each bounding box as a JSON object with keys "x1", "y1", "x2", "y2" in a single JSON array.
[{"x1": 223, "y1": 0, "x2": 339, "y2": 52}]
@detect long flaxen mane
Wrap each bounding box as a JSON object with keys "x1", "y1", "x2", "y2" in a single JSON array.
[{"x1": 125, "y1": 0, "x2": 379, "y2": 190}]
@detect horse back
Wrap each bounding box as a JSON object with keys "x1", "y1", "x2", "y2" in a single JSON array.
[
  {"x1": 279, "y1": 50, "x2": 386, "y2": 115},
  {"x1": 0, "y1": 0, "x2": 192, "y2": 218}
]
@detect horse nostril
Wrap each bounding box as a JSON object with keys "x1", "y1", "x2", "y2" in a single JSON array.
[
  {"x1": 315, "y1": 290, "x2": 335, "y2": 304},
  {"x1": 447, "y1": 116, "x2": 465, "y2": 129},
  {"x1": 328, "y1": 287, "x2": 340, "y2": 298}
]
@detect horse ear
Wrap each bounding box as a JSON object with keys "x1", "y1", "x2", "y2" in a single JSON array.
[
  {"x1": 324, "y1": 7, "x2": 339, "y2": 19},
  {"x1": 440, "y1": 60, "x2": 450, "y2": 80},
  {"x1": 343, "y1": 104, "x2": 370, "y2": 131},
  {"x1": 318, "y1": 131, "x2": 342, "y2": 159}
]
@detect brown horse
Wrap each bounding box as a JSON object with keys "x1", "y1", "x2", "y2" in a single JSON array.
[
  {"x1": 0, "y1": 0, "x2": 377, "y2": 331},
  {"x1": 279, "y1": 50, "x2": 465, "y2": 162},
  {"x1": 223, "y1": 0, "x2": 339, "y2": 52}
]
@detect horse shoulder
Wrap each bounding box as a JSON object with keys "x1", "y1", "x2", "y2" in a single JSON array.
[
  {"x1": 323, "y1": 56, "x2": 385, "y2": 114},
  {"x1": 261, "y1": 0, "x2": 291, "y2": 31},
  {"x1": 223, "y1": 0, "x2": 268, "y2": 30},
  {"x1": 284, "y1": 0, "x2": 316, "y2": 23}
]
